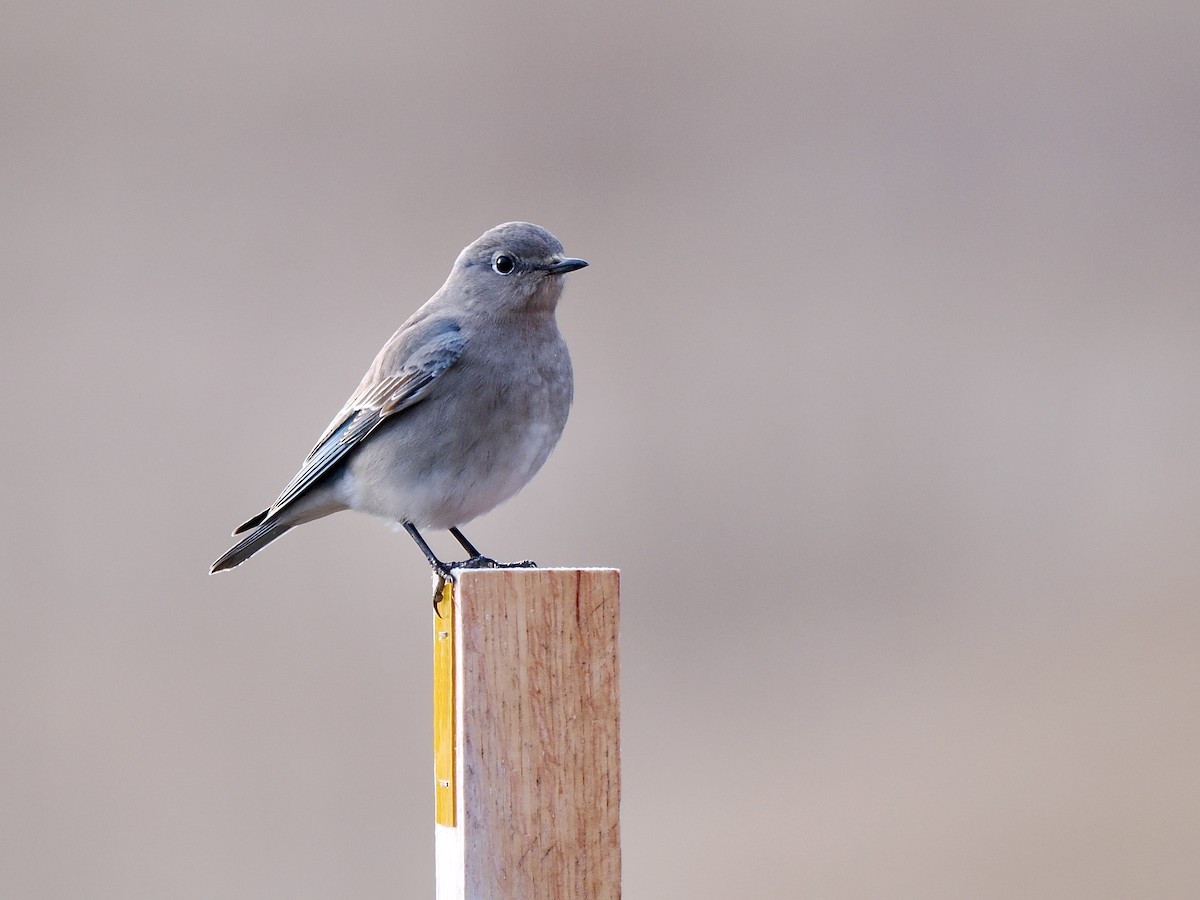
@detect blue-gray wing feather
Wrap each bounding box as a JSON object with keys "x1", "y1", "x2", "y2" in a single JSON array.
[{"x1": 260, "y1": 319, "x2": 467, "y2": 521}]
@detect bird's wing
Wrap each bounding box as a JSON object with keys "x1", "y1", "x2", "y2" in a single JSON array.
[{"x1": 260, "y1": 319, "x2": 468, "y2": 521}]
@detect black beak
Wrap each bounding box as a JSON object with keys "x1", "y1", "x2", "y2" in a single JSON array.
[{"x1": 546, "y1": 257, "x2": 588, "y2": 274}]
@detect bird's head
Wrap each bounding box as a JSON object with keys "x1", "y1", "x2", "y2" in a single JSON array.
[{"x1": 451, "y1": 222, "x2": 588, "y2": 314}]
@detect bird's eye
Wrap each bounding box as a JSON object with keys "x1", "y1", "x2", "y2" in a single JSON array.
[{"x1": 491, "y1": 254, "x2": 516, "y2": 275}]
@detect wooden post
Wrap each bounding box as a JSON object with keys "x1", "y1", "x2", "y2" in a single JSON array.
[{"x1": 434, "y1": 568, "x2": 621, "y2": 900}]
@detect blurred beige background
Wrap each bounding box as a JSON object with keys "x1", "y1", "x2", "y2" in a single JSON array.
[{"x1": 3, "y1": 1, "x2": 1199, "y2": 897}]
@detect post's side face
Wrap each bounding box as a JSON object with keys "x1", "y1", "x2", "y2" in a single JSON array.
[{"x1": 454, "y1": 568, "x2": 621, "y2": 900}]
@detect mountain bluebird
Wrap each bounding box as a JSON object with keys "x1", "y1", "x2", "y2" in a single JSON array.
[{"x1": 211, "y1": 222, "x2": 586, "y2": 591}]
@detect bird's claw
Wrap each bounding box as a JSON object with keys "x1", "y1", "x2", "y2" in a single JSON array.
[{"x1": 432, "y1": 570, "x2": 450, "y2": 612}]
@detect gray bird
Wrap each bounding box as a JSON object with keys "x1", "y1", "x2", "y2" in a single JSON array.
[{"x1": 211, "y1": 222, "x2": 586, "y2": 586}]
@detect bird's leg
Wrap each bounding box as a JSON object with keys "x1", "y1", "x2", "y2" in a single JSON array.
[
  {"x1": 448, "y1": 526, "x2": 537, "y2": 571},
  {"x1": 448, "y1": 526, "x2": 483, "y2": 558},
  {"x1": 408, "y1": 522, "x2": 538, "y2": 607},
  {"x1": 404, "y1": 523, "x2": 456, "y2": 609},
  {"x1": 404, "y1": 522, "x2": 454, "y2": 577}
]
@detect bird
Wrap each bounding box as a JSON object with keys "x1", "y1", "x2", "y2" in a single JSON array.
[{"x1": 211, "y1": 222, "x2": 586, "y2": 594}]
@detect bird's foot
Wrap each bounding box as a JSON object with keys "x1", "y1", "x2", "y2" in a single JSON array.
[
  {"x1": 450, "y1": 556, "x2": 538, "y2": 571},
  {"x1": 430, "y1": 558, "x2": 538, "y2": 610}
]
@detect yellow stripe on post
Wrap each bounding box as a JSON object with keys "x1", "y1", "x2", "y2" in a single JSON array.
[{"x1": 433, "y1": 579, "x2": 456, "y2": 827}]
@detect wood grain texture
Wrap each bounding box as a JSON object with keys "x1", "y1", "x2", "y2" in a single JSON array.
[{"x1": 446, "y1": 568, "x2": 621, "y2": 900}]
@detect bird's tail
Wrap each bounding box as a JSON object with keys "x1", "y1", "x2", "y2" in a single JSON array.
[{"x1": 211, "y1": 519, "x2": 293, "y2": 573}]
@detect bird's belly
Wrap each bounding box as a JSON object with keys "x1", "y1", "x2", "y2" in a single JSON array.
[{"x1": 339, "y1": 394, "x2": 566, "y2": 529}]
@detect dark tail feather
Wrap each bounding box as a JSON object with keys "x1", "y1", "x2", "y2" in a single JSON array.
[
  {"x1": 234, "y1": 508, "x2": 270, "y2": 535},
  {"x1": 211, "y1": 520, "x2": 293, "y2": 573}
]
